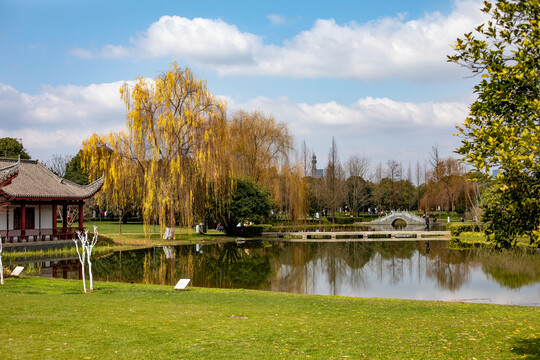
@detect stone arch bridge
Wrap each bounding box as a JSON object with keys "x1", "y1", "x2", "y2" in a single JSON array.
[{"x1": 370, "y1": 211, "x2": 425, "y2": 226}]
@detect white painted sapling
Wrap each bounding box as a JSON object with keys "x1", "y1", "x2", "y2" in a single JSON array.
[
  {"x1": 86, "y1": 226, "x2": 99, "y2": 290},
  {"x1": 73, "y1": 230, "x2": 87, "y2": 292},
  {"x1": 74, "y1": 225, "x2": 99, "y2": 292}
]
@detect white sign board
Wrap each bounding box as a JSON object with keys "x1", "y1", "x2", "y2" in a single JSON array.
[
  {"x1": 174, "y1": 279, "x2": 190, "y2": 290},
  {"x1": 11, "y1": 266, "x2": 24, "y2": 277}
]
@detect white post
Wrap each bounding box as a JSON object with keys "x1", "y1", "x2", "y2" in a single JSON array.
[
  {"x1": 86, "y1": 226, "x2": 99, "y2": 290},
  {"x1": 74, "y1": 229, "x2": 88, "y2": 293}
]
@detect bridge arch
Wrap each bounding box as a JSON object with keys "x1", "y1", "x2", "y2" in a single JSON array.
[
  {"x1": 391, "y1": 217, "x2": 408, "y2": 227},
  {"x1": 370, "y1": 211, "x2": 425, "y2": 226}
]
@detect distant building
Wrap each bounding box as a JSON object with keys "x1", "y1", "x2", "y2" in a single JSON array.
[
  {"x1": 311, "y1": 154, "x2": 324, "y2": 178},
  {"x1": 492, "y1": 169, "x2": 500, "y2": 178}
]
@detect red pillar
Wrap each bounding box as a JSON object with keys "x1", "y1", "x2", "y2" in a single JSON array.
[
  {"x1": 7, "y1": 205, "x2": 11, "y2": 243},
  {"x1": 78, "y1": 201, "x2": 84, "y2": 232},
  {"x1": 37, "y1": 203, "x2": 41, "y2": 242},
  {"x1": 20, "y1": 203, "x2": 26, "y2": 242},
  {"x1": 62, "y1": 204, "x2": 68, "y2": 239},
  {"x1": 52, "y1": 204, "x2": 57, "y2": 240}
]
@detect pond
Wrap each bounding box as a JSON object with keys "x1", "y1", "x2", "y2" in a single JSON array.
[{"x1": 12, "y1": 240, "x2": 540, "y2": 306}]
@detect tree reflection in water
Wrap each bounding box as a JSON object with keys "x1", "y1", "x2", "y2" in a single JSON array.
[
  {"x1": 22, "y1": 240, "x2": 538, "y2": 305},
  {"x1": 478, "y1": 247, "x2": 540, "y2": 288}
]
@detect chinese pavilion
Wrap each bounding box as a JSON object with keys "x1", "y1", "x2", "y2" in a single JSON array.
[{"x1": 0, "y1": 158, "x2": 104, "y2": 243}]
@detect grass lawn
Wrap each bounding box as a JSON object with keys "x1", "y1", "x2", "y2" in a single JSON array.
[
  {"x1": 82, "y1": 220, "x2": 231, "y2": 246},
  {"x1": 451, "y1": 232, "x2": 534, "y2": 248},
  {"x1": 0, "y1": 277, "x2": 539, "y2": 359}
]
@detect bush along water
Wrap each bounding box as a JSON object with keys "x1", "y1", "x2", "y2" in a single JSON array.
[{"x1": 447, "y1": 222, "x2": 483, "y2": 236}]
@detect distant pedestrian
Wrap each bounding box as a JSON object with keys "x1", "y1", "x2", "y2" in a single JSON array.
[{"x1": 424, "y1": 215, "x2": 430, "y2": 231}]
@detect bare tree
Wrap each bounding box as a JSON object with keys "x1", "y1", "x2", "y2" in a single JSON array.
[
  {"x1": 324, "y1": 137, "x2": 345, "y2": 223},
  {"x1": 374, "y1": 162, "x2": 383, "y2": 184},
  {"x1": 415, "y1": 160, "x2": 422, "y2": 186},
  {"x1": 385, "y1": 160, "x2": 402, "y2": 210},
  {"x1": 346, "y1": 155, "x2": 371, "y2": 216},
  {"x1": 386, "y1": 159, "x2": 401, "y2": 182},
  {"x1": 347, "y1": 155, "x2": 371, "y2": 180},
  {"x1": 300, "y1": 140, "x2": 311, "y2": 177},
  {"x1": 47, "y1": 154, "x2": 73, "y2": 177},
  {"x1": 428, "y1": 145, "x2": 443, "y2": 182}
]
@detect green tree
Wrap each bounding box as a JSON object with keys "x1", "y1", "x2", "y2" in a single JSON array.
[
  {"x1": 213, "y1": 178, "x2": 271, "y2": 235},
  {"x1": 0, "y1": 137, "x2": 30, "y2": 159},
  {"x1": 64, "y1": 151, "x2": 89, "y2": 185},
  {"x1": 448, "y1": 0, "x2": 540, "y2": 247}
]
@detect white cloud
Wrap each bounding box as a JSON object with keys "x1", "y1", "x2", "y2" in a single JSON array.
[
  {"x1": 72, "y1": 0, "x2": 487, "y2": 82},
  {"x1": 267, "y1": 14, "x2": 286, "y2": 25},
  {"x1": 0, "y1": 80, "x2": 470, "y2": 165},
  {"x1": 68, "y1": 48, "x2": 95, "y2": 59},
  {"x1": 100, "y1": 16, "x2": 261, "y2": 64},
  {"x1": 228, "y1": 94, "x2": 471, "y2": 164},
  {"x1": 0, "y1": 82, "x2": 127, "y2": 160}
]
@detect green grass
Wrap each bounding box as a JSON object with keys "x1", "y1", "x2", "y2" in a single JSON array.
[
  {"x1": 82, "y1": 220, "x2": 232, "y2": 245},
  {"x1": 1, "y1": 244, "x2": 116, "y2": 261},
  {"x1": 451, "y1": 232, "x2": 534, "y2": 248},
  {"x1": 1, "y1": 277, "x2": 539, "y2": 359}
]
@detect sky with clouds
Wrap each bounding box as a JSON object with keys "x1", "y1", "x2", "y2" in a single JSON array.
[{"x1": 0, "y1": 0, "x2": 487, "y2": 171}]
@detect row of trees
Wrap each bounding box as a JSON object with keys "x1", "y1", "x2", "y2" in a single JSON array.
[
  {"x1": 304, "y1": 142, "x2": 472, "y2": 220},
  {"x1": 0, "y1": 67, "x2": 473, "y2": 241},
  {"x1": 76, "y1": 64, "x2": 474, "y2": 237},
  {"x1": 80, "y1": 64, "x2": 302, "y2": 237}
]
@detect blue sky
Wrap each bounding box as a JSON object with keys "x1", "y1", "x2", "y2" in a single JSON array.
[{"x1": 0, "y1": 0, "x2": 487, "y2": 174}]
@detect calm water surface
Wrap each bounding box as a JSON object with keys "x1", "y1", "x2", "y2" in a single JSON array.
[{"x1": 18, "y1": 240, "x2": 540, "y2": 306}]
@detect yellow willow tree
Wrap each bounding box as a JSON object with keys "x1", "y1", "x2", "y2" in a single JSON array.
[
  {"x1": 272, "y1": 162, "x2": 307, "y2": 223},
  {"x1": 229, "y1": 110, "x2": 305, "y2": 222},
  {"x1": 83, "y1": 64, "x2": 231, "y2": 238},
  {"x1": 82, "y1": 131, "x2": 144, "y2": 235},
  {"x1": 229, "y1": 110, "x2": 293, "y2": 186}
]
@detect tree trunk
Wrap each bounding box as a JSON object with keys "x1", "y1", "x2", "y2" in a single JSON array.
[
  {"x1": 81, "y1": 259, "x2": 87, "y2": 293},
  {"x1": 87, "y1": 253, "x2": 93, "y2": 290},
  {"x1": 163, "y1": 227, "x2": 175, "y2": 240},
  {"x1": 118, "y1": 210, "x2": 123, "y2": 235}
]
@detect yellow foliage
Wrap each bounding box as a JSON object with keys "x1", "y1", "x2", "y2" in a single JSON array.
[{"x1": 82, "y1": 63, "x2": 232, "y2": 235}]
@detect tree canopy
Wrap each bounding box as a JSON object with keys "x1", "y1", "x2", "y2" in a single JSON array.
[
  {"x1": 0, "y1": 137, "x2": 30, "y2": 159},
  {"x1": 83, "y1": 63, "x2": 232, "y2": 238},
  {"x1": 448, "y1": 0, "x2": 540, "y2": 247},
  {"x1": 212, "y1": 178, "x2": 271, "y2": 235},
  {"x1": 64, "y1": 151, "x2": 89, "y2": 185}
]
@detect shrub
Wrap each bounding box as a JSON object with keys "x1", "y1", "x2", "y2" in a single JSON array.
[
  {"x1": 326, "y1": 217, "x2": 363, "y2": 224},
  {"x1": 232, "y1": 225, "x2": 265, "y2": 237},
  {"x1": 447, "y1": 222, "x2": 483, "y2": 236},
  {"x1": 260, "y1": 224, "x2": 274, "y2": 232}
]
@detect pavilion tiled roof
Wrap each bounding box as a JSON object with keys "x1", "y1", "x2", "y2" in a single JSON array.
[
  {"x1": 0, "y1": 158, "x2": 20, "y2": 186},
  {"x1": 0, "y1": 158, "x2": 104, "y2": 200}
]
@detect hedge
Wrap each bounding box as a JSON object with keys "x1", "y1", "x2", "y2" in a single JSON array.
[
  {"x1": 231, "y1": 225, "x2": 265, "y2": 237},
  {"x1": 447, "y1": 222, "x2": 483, "y2": 236},
  {"x1": 326, "y1": 217, "x2": 363, "y2": 224}
]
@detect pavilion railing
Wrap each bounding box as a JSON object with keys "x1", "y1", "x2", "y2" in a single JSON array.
[{"x1": 0, "y1": 227, "x2": 84, "y2": 243}]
